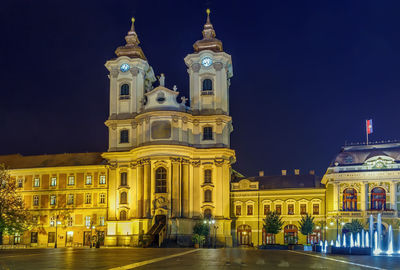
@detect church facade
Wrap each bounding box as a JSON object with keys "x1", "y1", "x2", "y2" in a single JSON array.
[{"x1": 1, "y1": 12, "x2": 400, "y2": 248}]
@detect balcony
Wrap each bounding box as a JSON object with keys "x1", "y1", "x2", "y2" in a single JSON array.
[
  {"x1": 337, "y1": 211, "x2": 363, "y2": 217},
  {"x1": 366, "y1": 210, "x2": 396, "y2": 218}
]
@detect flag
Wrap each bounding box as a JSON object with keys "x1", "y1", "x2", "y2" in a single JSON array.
[{"x1": 366, "y1": 119, "x2": 373, "y2": 135}]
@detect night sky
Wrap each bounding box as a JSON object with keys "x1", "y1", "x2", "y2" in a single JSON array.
[{"x1": 1, "y1": 1, "x2": 400, "y2": 177}]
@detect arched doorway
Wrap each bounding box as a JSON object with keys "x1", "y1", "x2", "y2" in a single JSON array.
[
  {"x1": 262, "y1": 228, "x2": 275, "y2": 244},
  {"x1": 284, "y1": 225, "x2": 298, "y2": 244},
  {"x1": 237, "y1": 225, "x2": 252, "y2": 246},
  {"x1": 308, "y1": 228, "x2": 321, "y2": 244}
]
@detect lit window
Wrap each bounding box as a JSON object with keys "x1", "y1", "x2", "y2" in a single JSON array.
[
  {"x1": 99, "y1": 175, "x2": 106, "y2": 185},
  {"x1": 85, "y1": 194, "x2": 92, "y2": 204},
  {"x1": 120, "y1": 130, "x2": 129, "y2": 143},
  {"x1": 343, "y1": 188, "x2": 357, "y2": 211},
  {"x1": 67, "y1": 194, "x2": 74, "y2": 205},
  {"x1": 276, "y1": 205, "x2": 282, "y2": 215},
  {"x1": 371, "y1": 187, "x2": 386, "y2": 210},
  {"x1": 313, "y1": 204, "x2": 319, "y2": 215},
  {"x1": 120, "y1": 172, "x2": 127, "y2": 186},
  {"x1": 202, "y1": 127, "x2": 213, "y2": 140},
  {"x1": 50, "y1": 216, "x2": 56, "y2": 227},
  {"x1": 155, "y1": 167, "x2": 167, "y2": 193},
  {"x1": 247, "y1": 205, "x2": 253, "y2": 216},
  {"x1": 204, "y1": 169, "x2": 212, "y2": 183},
  {"x1": 120, "y1": 84, "x2": 130, "y2": 99},
  {"x1": 67, "y1": 217, "x2": 73, "y2": 227},
  {"x1": 236, "y1": 205, "x2": 241, "y2": 216},
  {"x1": 100, "y1": 216, "x2": 105, "y2": 226},
  {"x1": 50, "y1": 177, "x2": 57, "y2": 187},
  {"x1": 204, "y1": 190, "x2": 212, "y2": 202},
  {"x1": 86, "y1": 175, "x2": 92, "y2": 185},
  {"x1": 31, "y1": 232, "x2": 38, "y2": 243},
  {"x1": 300, "y1": 204, "x2": 307, "y2": 215},
  {"x1": 50, "y1": 195, "x2": 56, "y2": 206},
  {"x1": 68, "y1": 176, "x2": 75, "y2": 186},
  {"x1": 264, "y1": 205, "x2": 270, "y2": 215},
  {"x1": 85, "y1": 216, "x2": 91, "y2": 227},
  {"x1": 99, "y1": 193, "x2": 106, "y2": 204},
  {"x1": 288, "y1": 204, "x2": 294, "y2": 215},
  {"x1": 33, "y1": 195, "x2": 39, "y2": 206},
  {"x1": 120, "y1": 192, "x2": 127, "y2": 204},
  {"x1": 34, "y1": 178, "x2": 40, "y2": 187},
  {"x1": 17, "y1": 179, "x2": 23, "y2": 188}
]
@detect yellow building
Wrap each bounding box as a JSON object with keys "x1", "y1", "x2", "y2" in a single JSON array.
[{"x1": 231, "y1": 170, "x2": 325, "y2": 246}]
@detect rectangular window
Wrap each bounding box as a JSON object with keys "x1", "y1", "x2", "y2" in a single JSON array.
[
  {"x1": 99, "y1": 175, "x2": 106, "y2": 185},
  {"x1": 288, "y1": 204, "x2": 294, "y2": 215},
  {"x1": 86, "y1": 175, "x2": 92, "y2": 185},
  {"x1": 300, "y1": 204, "x2": 307, "y2": 215},
  {"x1": 120, "y1": 130, "x2": 129, "y2": 143},
  {"x1": 235, "y1": 205, "x2": 241, "y2": 216},
  {"x1": 33, "y1": 195, "x2": 39, "y2": 206},
  {"x1": 67, "y1": 217, "x2": 73, "y2": 227},
  {"x1": 85, "y1": 216, "x2": 91, "y2": 227},
  {"x1": 31, "y1": 232, "x2": 38, "y2": 243},
  {"x1": 50, "y1": 177, "x2": 57, "y2": 187},
  {"x1": 85, "y1": 194, "x2": 92, "y2": 204},
  {"x1": 247, "y1": 205, "x2": 253, "y2": 216},
  {"x1": 50, "y1": 217, "x2": 55, "y2": 227},
  {"x1": 100, "y1": 216, "x2": 105, "y2": 226},
  {"x1": 120, "y1": 172, "x2": 127, "y2": 186},
  {"x1": 48, "y1": 232, "x2": 55, "y2": 243},
  {"x1": 17, "y1": 179, "x2": 23, "y2": 188},
  {"x1": 313, "y1": 204, "x2": 320, "y2": 215},
  {"x1": 68, "y1": 176, "x2": 75, "y2": 186},
  {"x1": 50, "y1": 195, "x2": 56, "y2": 206},
  {"x1": 202, "y1": 127, "x2": 213, "y2": 140},
  {"x1": 99, "y1": 193, "x2": 106, "y2": 204},
  {"x1": 33, "y1": 177, "x2": 40, "y2": 187},
  {"x1": 204, "y1": 169, "x2": 212, "y2": 183},
  {"x1": 276, "y1": 205, "x2": 281, "y2": 215},
  {"x1": 264, "y1": 205, "x2": 270, "y2": 215},
  {"x1": 67, "y1": 194, "x2": 74, "y2": 205}
]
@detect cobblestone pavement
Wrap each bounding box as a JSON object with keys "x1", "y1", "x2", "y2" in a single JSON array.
[{"x1": 0, "y1": 247, "x2": 399, "y2": 269}]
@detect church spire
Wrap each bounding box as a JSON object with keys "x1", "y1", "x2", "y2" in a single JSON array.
[
  {"x1": 193, "y1": 9, "x2": 223, "y2": 53},
  {"x1": 115, "y1": 17, "x2": 146, "y2": 60}
]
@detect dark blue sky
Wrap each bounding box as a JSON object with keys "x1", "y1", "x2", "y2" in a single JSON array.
[{"x1": 1, "y1": 0, "x2": 400, "y2": 177}]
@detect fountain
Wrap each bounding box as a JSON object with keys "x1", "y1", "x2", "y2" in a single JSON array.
[
  {"x1": 387, "y1": 225, "x2": 393, "y2": 255},
  {"x1": 337, "y1": 234, "x2": 341, "y2": 247},
  {"x1": 330, "y1": 240, "x2": 334, "y2": 246},
  {"x1": 377, "y1": 213, "x2": 382, "y2": 252},
  {"x1": 365, "y1": 231, "x2": 369, "y2": 248},
  {"x1": 343, "y1": 234, "x2": 346, "y2": 247},
  {"x1": 373, "y1": 231, "x2": 380, "y2": 255},
  {"x1": 361, "y1": 229, "x2": 365, "y2": 248},
  {"x1": 369, "y1": 215, "x2": 373, "y2": 249},
  {"x1": 350, "y1": 233, "x2": 354, "y2": 248}
]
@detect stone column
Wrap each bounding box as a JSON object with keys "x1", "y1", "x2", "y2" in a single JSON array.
[
  {"x1": 143, "y1": 159, "x2": 151, "y2": 218},
  {"x1": 182, "y1": 159, "x2": 190, "y2": 217},
  {"x1": 222, "y1": 161, "x2": 231, "y2": 218},
  {"x1": 108, "y1": 164, "x2": 117, "y2": 220},
  {"x1": 215, "y1": 159, "x2": 224, "y2": 217},
  {"x1": 137, "y1": 162, "x2": 144, "y2": 218},
  {"x1": 129, "y1": 162, "x2": 137, "y2": 218},
  {"x1": 390, "y1": 181, "x2": 396, "y2": 210},
  {"x1": 171, "y1": 158, "x2": 181, "y2": 217},
  {"x1": 333, "y1": 182, "x2": 338, "y2": 211},
  {"x1": 192, "y1": 160, "x2": 201, "y2": 217},
  {"x1": 360, "y1": 182, "x2": 367, "y2": 211}
]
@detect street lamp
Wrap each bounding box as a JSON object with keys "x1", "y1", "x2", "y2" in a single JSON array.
[{"x1": 332, "y1": 214, "x2": 342, "y2": 237}]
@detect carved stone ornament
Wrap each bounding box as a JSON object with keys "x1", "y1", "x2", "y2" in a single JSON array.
[
  {"x1": 182, "y1": 117, "x2": 188, "y2": 124},
  {"x1": 145, "y1": 117, "x2": 150, "y2": 123},
  {"x1": 153, "y1": 196, "x2": 169, "y2": 210},
  {"x1": 109, "y1": 162, "x2": 118, "y2": 170},
  {"x1": 213, "y1": 62, "x2": 223, "y2": 71},
  {"x1": 110, "y1": 124, "x2": 117, "y2": 131},
  {"x1": 141, "y1": 158, "x2": 151, "y2": 165},
  {"x1": 131, "y1": 120, "x2": 138, "y2": 128},
  {"x1": 130, "y1": 162, "x2": 137, "y2": 169},
  {"x1": 216, "y1": 118, "x2": 223, "y2": 126},
  {"x1": 130, "y1": 67, "x2": 139, "y2": 76},
  {"x1": 193, "y1": 119, "x2": 200, "y2": 126},
  {"x1": 192, "y1": 63, "x2": 201, "y2": 72},
  {"x1": 111, "y1": 68, "x2": 119, "y2": 78},
  {"x1": 369, "y1": 182, "x2": 390, "y2": 192},
  {"x1": 191, "y1": 159, "x2": 201, "y2": 167},
  {"x1": 214, "y1": 158, "x2": 225, "y2": 167},
  {"x1": 170, "y1": 157, "x2": 181, "y2": 163},
  {"x1": 181, "y1": 158, "x2": 190, "y2": 165},
  {"x1": 340, "y1": 182, "x2": 361, "y2": 193},
  {"x1": 172, "y1": 115, "x2": 179, "y2": 123}
]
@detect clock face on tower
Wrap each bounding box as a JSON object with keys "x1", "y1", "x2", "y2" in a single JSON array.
[
  {"x1": 201, "y1": 57, "x2": 213, "y2": 67},
  {"x1": 120, "y1": 63, "x2": 130, "y2": 72}
]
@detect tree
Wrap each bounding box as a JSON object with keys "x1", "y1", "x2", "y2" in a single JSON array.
[
  {"x1": 0, "y1": 164, "x2": 31, "y2": 242},
  {"x1": 343, "y1": 219, "x2": 364, "y2": 235},
  {"x1": 192, "y1": 220, "x2": 210, "y2": 247},
  {"x1": 263, "y1": 211, "x2": 284, "y2": 244},
  {"x1": 298, "y1": 213, "x2": 315, "y2": 244}
]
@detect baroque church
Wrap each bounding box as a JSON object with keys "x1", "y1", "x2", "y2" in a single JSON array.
[{"x1": 1, "y1": 10, "x2": 400, "y2": 248}]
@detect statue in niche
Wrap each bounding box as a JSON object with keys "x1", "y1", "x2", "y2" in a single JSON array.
[{"x1": 153, "y1": 196, "x2": 169, "y2": 210}]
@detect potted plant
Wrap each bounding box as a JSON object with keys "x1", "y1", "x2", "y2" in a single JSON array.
[{"x1": 192, "y1": 234, "x2": 205, "y2": 248}]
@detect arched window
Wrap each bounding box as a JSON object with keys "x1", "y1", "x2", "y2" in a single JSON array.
[
  {"x1": 204, "y1": 190, "x2": 212, "y2": 202},
  {"x1": 204, "y1": 209, "x2": 212, "y2": 219},
  {"x1": 120, "y1": 84, "x2": 130, "y2": 98},
  {"x1": 120, "y1": 172, "x2": 127, "y2": 186},
  {"x1": 120, "y1": 130, "x2": 129, "y2": 143},
  {"x1": 120, "y1": 210, "x2": 127, "y2": 220},
  {"x1": 371, "y1": 187, "x2": 386, "y2": 210},
  {"x1": 343, "y1": 188, "x2": 357, "y2": 211},
  {"x1": 284, "y1": 225, "x2": 298, "y2": 244},
  {"x1": 155, "y1": 167, "x2": 167, "y2": 193},
  {"x1": 202, "y1": 127, "x2": 213, "y2": 141},
  {"x1": 204, "y1": 169, "x2": 212, "y2": 183},
  {"x1": 120, "y1": 192, "x2": 127, "y2": 204},
  {"x1": 202, "y1": 79, "x2": 213, "y2": 91}
]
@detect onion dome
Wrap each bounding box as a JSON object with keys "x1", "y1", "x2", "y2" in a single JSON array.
[
  {"x1": 193, "y1": 9, "x2": 223, "y2": 52},
  {"x1": 115, "y1": 17, "x2": 146, "y2": 60}
]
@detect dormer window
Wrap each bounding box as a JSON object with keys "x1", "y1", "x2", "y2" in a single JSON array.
[
  {"x1": 156, "y1": 92, "x2": 166, "y2": 104},
  {"x1": 202, "y1": 79, "x2": 213, "y2": 95},
  {"x1": 120, "y1": 130, "x2": 129, "y2": 143},
  {"x1": 120, "y1": 84, "x2": 130, "y2": 99},
  {"x1": 202, "y1": 127, "x2": 213, "y2": 141}
]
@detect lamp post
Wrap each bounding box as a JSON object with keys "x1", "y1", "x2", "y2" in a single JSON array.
[
  {"x1": 332, "y1": 214, "x2": 342, "y2": 237},
  {"x1": 89, "y1": 225, "x2": 95, "y2": 248},
  {"x1": 55, "y1": 215, "x2": 61, "y2": 248},
  {"x1": 211, "y1": 220, "x2": 219, "y2": 248}
]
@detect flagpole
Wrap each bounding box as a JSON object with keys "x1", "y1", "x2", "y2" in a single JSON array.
[{"x1": 366, "y1": 120, "x2": 368, "y2": 145}]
